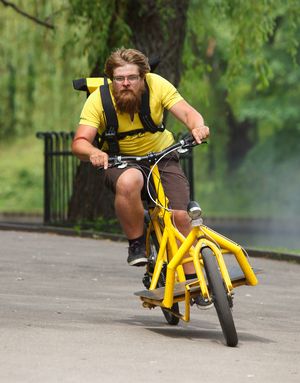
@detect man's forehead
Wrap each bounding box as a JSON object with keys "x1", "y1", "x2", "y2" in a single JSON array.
[{"x1": 113, "y1": 63, "x2": 139, "y2": 75}]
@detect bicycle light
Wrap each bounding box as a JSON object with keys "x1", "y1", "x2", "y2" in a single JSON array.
[
  {"x1": 187, "y1": 201, "x2": 202, "y2": 219},
  {"x1": 187, "y1": 201, "x2": 203, "y2": 226}
]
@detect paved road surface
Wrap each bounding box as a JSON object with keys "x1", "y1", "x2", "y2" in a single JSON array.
[{"x1": 0, "y1": 231, "x2": 299, "y2": 383}]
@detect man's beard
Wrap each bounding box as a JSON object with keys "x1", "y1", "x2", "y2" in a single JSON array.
[{"x1": 112, "y1": 82, "x2": 145, "y2": 115}]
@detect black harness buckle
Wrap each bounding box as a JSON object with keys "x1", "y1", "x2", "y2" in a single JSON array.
[{"x1": 103, "y1": 126, "x2": 120, "y2": 155}]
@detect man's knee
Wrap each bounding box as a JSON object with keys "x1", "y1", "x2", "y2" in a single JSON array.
[
  {"x1": 173, "y1": 209, "x2": 190, "y2": 226},
  {"x1": 116, "y1": 168, "x2": 144, "y2": 197}
]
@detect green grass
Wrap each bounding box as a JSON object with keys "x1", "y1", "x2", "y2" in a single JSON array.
[{"x1": 0, "y1": 135, "x2": 44, "y2": 213}]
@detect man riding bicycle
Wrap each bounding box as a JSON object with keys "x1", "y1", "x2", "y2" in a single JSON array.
[{"x1": 72, "y1": 48, "x2": 209, "y2": 273}]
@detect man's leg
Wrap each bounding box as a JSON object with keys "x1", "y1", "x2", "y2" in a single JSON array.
[
  {"x1": 114, "y1": 167, "x2": 144, "y2": 238},
  {"x1": 114, "y1": 167, "x2": 147, "y2": 266}
]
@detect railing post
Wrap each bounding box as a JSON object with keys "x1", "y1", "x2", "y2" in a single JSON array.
[
  {"x1": 36, "y1": 131, "x2": 78, "y2": 225},
  {"x1": 36, "y1": 132, "x2": 52, "y2": 224},
  {"x1": 176, "y1": 132, "x2": 195, "y2": 201},
  {"x1": 188, "y1": 149, "x2": 194, "y2": 200}
]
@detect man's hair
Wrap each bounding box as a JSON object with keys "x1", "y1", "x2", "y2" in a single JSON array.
[{"x1": 104, "y1": 48, "x2": 151, "y2": 80}]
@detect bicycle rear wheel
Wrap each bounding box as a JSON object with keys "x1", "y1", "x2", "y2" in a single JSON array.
[
  {"x1": 202, "y1": 247, "x2": 238, "y2": 347},
  {"x1": 150, "y1": 232, "x2": 180, "y2": 325}
]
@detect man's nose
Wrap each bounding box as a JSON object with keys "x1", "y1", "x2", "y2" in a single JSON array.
[{"x1": 123, "y1": 78, "x2": 130, "y2": 86}]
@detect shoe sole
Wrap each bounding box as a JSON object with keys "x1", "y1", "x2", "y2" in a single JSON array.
[
  {"x1": 195, "y1": 303, "x2": 214, "y2": 310},
  {"x1": 190, "y1": 297, "x2": 214, "y2": 310},
  {"x1": 128, "y1": 258, "x2": 148, "y2": 267}
]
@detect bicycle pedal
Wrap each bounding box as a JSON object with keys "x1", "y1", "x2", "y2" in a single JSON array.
[{"x1": 190, "y1": 296, "x2": 213, "y2": 310}]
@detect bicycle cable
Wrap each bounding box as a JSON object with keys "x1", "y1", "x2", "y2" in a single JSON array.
[{"x1": 146, "y1": 145, "x2": 180, "y2": 212}]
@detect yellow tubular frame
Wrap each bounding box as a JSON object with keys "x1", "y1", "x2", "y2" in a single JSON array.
[{"x1": 143, "y1": 156, "x2": 258, "y2": 317}]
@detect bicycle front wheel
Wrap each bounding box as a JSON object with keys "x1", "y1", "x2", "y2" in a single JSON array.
[{"x1": 202, "y1": 247, "x2": 238, "y2": 347}]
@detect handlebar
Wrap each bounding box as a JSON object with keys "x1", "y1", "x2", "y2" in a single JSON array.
[{"x1": 108, "y1": 134, "x2": 206, "y2": 168}]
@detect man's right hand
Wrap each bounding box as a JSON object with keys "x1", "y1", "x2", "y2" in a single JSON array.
[
  {"x1": 72, "y1": 125, "x2": 110, "y2": 168},
  {"x1": 89, "y1": 149, "x2": 109, "y2": 169}
]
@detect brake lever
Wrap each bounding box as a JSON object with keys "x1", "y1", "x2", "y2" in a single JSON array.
[
  {"x1": 182, "y1": 140, "x2": 207, "y2": 149},
  {"x1": 104, "y1": 161, "x2": 126, "y2": 169},
  {"x1": 116, "y1": 162, "x2": 128, "y2": 169}
]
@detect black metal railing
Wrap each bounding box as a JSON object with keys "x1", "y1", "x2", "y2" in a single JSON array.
[
  {"x1": 36, "y1": 132, "x2": 79, "y2": 224},
  {"x1": 37, "y1": 131, "x2": 194, "y2": 225},
  {"x1": 179, "y1": 143, "x2": 194, "y2": 201}
]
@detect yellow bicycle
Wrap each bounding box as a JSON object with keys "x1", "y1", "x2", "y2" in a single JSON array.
[{"x1": 108, "y1": 135, "x2": 258, "y2": 347}]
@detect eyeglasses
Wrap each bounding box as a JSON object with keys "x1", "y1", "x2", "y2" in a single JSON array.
[{"x1": 113, "y1": 75, "x2": 140, "y2": 83}]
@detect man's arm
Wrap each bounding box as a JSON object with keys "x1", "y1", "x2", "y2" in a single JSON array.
[
  {"x1": 71, "y1": 124, "x2": 109, "y2": 169},
  {"x1": 169, "y1": 100, "x2": 209, "y2": 143}
]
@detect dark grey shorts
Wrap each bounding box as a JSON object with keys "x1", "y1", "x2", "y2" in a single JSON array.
[{"x1": 104, "y1": 153, "x2": 190, "y2": 210}]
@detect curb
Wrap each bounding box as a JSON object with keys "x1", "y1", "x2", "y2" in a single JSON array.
[
  {"x1": 0, "y1": 222, "x2": 125, "y2": 242},
  {"x1": 244, "y1": 248, "x2": 300, "y2": 264},
  {"x1": 0, "y1": 222, "x2": 299, "y2": 264}
]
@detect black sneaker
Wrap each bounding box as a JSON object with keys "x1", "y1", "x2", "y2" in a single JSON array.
[
  {"x1": 127, "y1": 241, "x2": 148, "y2": 267},
  {"x1": 191, "y1": 295, "x2": 213, "y2": 310}
]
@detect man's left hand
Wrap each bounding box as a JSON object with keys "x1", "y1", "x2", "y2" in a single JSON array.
[{"x1": 191, "y1": 125, "x2": 210, "y2": 144}]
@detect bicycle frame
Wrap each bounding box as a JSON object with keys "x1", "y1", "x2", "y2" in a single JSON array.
[{"x1": 142, "y1": 161, "x2": 258, "y2": 322}]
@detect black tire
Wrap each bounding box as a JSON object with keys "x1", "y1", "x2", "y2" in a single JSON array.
[
  {"x1": 150, "y1": 232, "x2": 180, "y2": 325},
  {"x1": 202, "y1": 247, "x2": 238, "y2": 347}
]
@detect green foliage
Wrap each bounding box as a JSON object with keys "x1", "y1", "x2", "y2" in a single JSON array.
[
  {"x1": 0, "y1": 0, "x2": 89, "y2": 140},
  {"x1": 200, "y1": 127, "x2": 300, "y2": 218},
  {"x1": 184, "y1": 0, "x2": 300, "y2": 90},
  {"x1": 68, "y1": 0, "x2": 132, "y2": 70},
  {"x1": 179, "y1": 0, "x2": 300, "y2": 220},
  {"x1": 208, "y1": 0, "x2": 300, "y2": 87}
]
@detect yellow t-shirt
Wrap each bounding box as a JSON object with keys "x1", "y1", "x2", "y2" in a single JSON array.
[{"x1": 79, "y1": 73, "x2": 183, "y2": 155}]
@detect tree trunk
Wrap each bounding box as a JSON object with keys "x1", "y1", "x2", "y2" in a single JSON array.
[
  {"x1": 125, "y1": 0, "x2": 189, "y2": 86},
  {"x1": 226, "y1": 109, "x2": 257, "y2": 170},
  {"x1": 68, "y1": 163, "x2": 115, "y2": 222},
  {"x1": 205, "y1": 41, "x2": 257, "y2": 174},
  {"x1": 68, "y1": 0, "x2": 190, "y2": 223}
]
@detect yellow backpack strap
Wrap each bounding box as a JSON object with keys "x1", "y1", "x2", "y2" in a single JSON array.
[{"x1": 72, "y1": 77, "x2": 111, "y2": 94}]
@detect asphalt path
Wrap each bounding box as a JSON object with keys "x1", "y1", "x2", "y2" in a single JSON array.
[{"x1": 0, "y1": 231, "x2": 299, "y2": 383}]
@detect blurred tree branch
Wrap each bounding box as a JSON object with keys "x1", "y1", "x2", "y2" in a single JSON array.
[{"x1": 0, "y1": 0, "x2": 55, "y2": 29}]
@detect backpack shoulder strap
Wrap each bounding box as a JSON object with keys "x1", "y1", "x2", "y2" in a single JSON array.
[
  {"x1": 139, "y1": 80, "x2": 164, "y2": 133},
  {"x1": 100, "y1": 82, "x2": 118, "y2": 129},
  {"x1": 98, "y1": 83, "x2": 120, "y2": 154}
]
